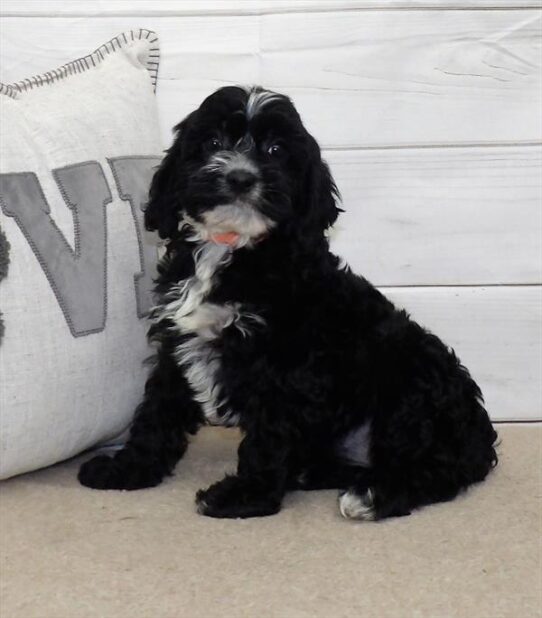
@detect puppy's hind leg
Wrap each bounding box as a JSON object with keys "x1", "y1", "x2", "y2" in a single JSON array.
[
  {"x1": 78, "y1": 352, "x2": 203, "y2": 490},
  {"x1": 339, "y1": 409, "x2": 497, "y2": 522}
]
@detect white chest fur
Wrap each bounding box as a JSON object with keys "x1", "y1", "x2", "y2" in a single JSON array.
[{"x1": 153, "y1": 243, "x2": 261, "y2": 425}]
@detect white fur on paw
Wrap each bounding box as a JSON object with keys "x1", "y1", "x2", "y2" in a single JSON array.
[
  {"x1": 339, "y1": 488, "x2": 376, "y2": 521},
  {"x1": 196, "y1": 497, "x2": 208, "y2": 515}
]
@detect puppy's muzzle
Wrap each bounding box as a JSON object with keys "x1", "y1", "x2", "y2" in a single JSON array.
[{"x1": 226, "y1": 169, "x2": 258, "y2": 194}]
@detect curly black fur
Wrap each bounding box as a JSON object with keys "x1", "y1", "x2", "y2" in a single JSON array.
[{"x1": 79, "y1": 86, "x2": 498, "y2": 520}]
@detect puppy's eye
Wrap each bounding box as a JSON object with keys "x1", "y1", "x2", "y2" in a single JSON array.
[
  {"x1": 206, "y1": 137, "x2": 223, "y2": 151},
  {"x1": 267, "y1": 144, "x2": 283, "y2": 157}
]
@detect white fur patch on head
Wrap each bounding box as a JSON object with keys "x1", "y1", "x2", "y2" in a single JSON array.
[
  {"x1": 244, "y1": 86, "x2": 284, "y2": 119},
  {"x1": 339, "y1": 488, "x2": 376, "y2": 521}
]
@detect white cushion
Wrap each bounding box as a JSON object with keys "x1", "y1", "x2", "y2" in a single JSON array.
[{"x1": 0, "y1": 30, "x2": 163, "y2": 479}]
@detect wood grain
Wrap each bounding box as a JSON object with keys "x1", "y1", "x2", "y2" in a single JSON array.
[
  {"x1": 327, "y1": 145, "x2": 542, "y2": 286},
  {"x1": 259, "y1": 9, "x2": 542, "y2": 148},
  {"x1": 2, "y1": 10, "x2": 541, "y2": 148},
  {"x1": 2, "y1": 1, "x2": 542, "y2": 16},
  {"x1": 384, "y1": 285, "x2": 542, "y2": 420}
]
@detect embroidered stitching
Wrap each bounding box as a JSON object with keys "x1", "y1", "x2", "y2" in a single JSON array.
[
  {"x1": 53, "y1": 161, "x2": 110, "y2": 336},
  {"x1": 0, "y1": 29, "x2": 160, "y2": 99},
  {"x1": 108, "y1": 155, "x2": 162, "y2": 319},
  {"x1": 0, "y1": 163, "x2": 111, "y2": 337}
]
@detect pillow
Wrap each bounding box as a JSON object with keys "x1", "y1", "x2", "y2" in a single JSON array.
[
  {"x1": 0, "y1": 30, "x2": 163, "y2": 479},
  {"x1": 0, "y1": 226, "x2": 9, "y2": 341}
]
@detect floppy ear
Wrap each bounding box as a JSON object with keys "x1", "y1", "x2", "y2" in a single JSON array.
[
  {"x1": 144, "y1": 148, "x2": 181, "y2": 240},
  {"x1": 144, "y1": 113, "x2": 195, "y2": 240},
  {"x1": 301, "y1": 138, "x2": 342, "y2": 232}
]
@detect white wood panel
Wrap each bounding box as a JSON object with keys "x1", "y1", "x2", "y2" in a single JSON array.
[
  {"x1": 383, "y1": 285, "x2": 542, "y2": 420},
  {"x1": 2, "y1": 10, "x2": 541, "y2": 148},
  {"x1": 3, "y1": 1, "x2": 542, "y2": 17},
  {"x1": 327, "y1": 145, "x2": 542, "y2": 286},
  {"x1": 260, "y1": 9, "x2": 542, "y2": 148}
]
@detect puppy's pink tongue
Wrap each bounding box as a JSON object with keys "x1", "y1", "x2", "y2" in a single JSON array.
[{"x1": 211, "y1": 232, "x2": 240, "y2": 246}]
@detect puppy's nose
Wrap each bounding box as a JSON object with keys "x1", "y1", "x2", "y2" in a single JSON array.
[{"x1": 226, "y1": 169, "x2": 257, "y2": 193}]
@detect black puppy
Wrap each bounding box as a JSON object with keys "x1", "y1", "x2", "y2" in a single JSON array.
[{"x1": 79, "y1": 86, "x2": 498, "y2": 520}]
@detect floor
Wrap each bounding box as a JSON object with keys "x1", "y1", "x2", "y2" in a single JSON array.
[{"x1": 1, "y1": 425, "x2": 540, "y2": 618}]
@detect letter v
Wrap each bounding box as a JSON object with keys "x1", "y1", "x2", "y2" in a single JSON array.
[{"x1": 0, "y1": 162, "x2": 112, "y2": 337}]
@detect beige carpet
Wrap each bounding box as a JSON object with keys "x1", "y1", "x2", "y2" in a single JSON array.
[{"x1": 0, "y1": 425, "x2": 540, "y2": 618}]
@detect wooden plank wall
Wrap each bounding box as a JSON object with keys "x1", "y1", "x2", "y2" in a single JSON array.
[{"x1": 1, "y1": 0, "x2": 541, "y2": 420}]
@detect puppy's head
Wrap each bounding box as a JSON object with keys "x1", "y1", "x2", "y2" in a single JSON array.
[{"x1": 145, "y1": 86, "x2": 340, "y2": 247}]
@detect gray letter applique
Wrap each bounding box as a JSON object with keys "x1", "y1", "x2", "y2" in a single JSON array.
[
  {"x1": 0, "y1": 162, "x2": 111, "y2": 336},
  {"x1": 108, "y1": 156, "x2": 161, "y2": 317}
]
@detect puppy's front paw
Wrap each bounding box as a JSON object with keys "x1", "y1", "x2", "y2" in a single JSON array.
[
  {"x1": 78, "y1": 454, "x2": 164, "y2": 490},
  {"x1": 195, "y1": 475, "x2": 281, "y2": 519}
]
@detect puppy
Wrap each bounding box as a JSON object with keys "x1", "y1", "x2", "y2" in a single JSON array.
[{"x1": 79, "y1": 86, "x2": 498, "y2": 520}]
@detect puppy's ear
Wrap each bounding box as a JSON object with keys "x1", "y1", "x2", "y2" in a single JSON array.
[
  {"x1": 144, "y1": 147, "x2": 180, "y2": 240},
  {"x1": 145, "y1": 113, "x2": 194, "y2": 240},
  {"x1": 302, "y1": 137, "x2": 342, "y2": 232}
]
